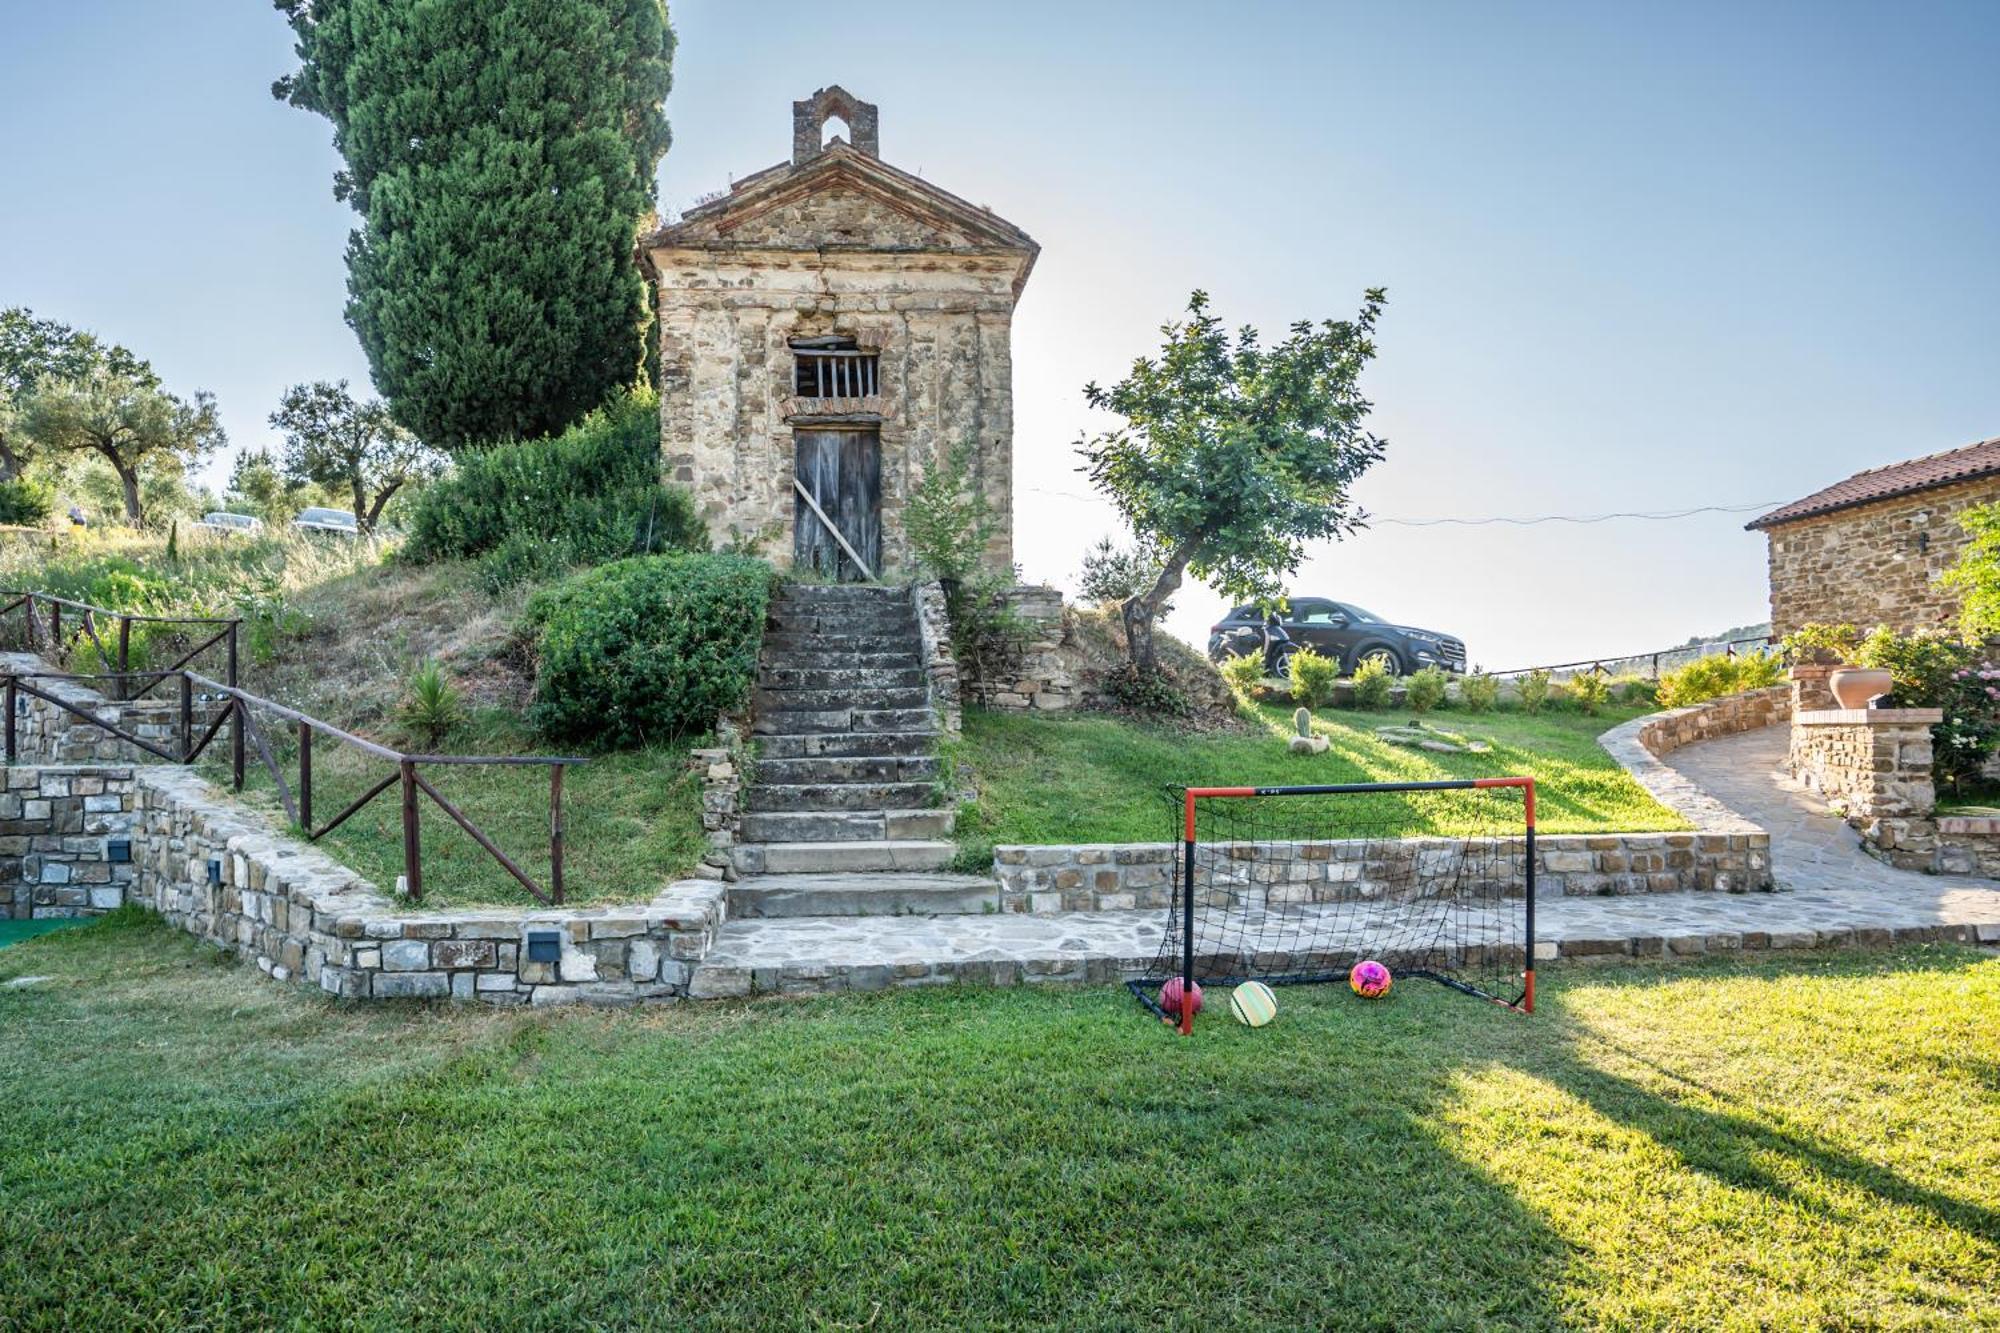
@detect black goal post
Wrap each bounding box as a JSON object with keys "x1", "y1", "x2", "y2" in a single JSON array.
[{"x1": 1130, "y1": 779, "x2": 1538, "y2": 1034}]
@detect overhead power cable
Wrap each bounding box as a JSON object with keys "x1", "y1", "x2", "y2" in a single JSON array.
[{"x1": 1024, "y1": 488, "x2": 1780, "y2": 527}]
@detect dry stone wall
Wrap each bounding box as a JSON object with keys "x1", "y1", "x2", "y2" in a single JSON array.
[
  {"x1": 3, "y1": 651, "x2": 222, "y2": 763},
  {"x1": 0, "y1": 765, "x2": 137, "y2": 918},
  {"x1": 1760, "y1": 476, "x2": 2000, "y2": 636}
]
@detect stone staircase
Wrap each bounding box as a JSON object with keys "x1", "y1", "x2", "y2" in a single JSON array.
[{"x1": 732, "y1": 584, "x2": 985, "y2": 912}]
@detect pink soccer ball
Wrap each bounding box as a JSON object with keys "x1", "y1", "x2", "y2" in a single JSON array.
[
  {"x1": 1350, "y1": 960, "x2": 1393, "y2": 999},
  {"x1": 1159, "y1": 976, "x2": 1204, "y2": 1021}
]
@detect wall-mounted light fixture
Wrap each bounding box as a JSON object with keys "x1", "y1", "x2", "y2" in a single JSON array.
[
  {"x1": 206, "y1": 858, "x2": 222, "y2": 887},
  {"x1": 526, "y1": 930, "x2": 561, "y2": 964},
  {"x1": 107, "y1": 838, "x2": 131, "y2": 864}
]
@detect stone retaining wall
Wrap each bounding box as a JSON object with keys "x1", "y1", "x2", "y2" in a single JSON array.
[
  {"x1": 912, "y1": 581, "x2": 963, "y2": 735},
  {"x1": 0, "y1": 764, "x2": 137, "y2": 918},
  {"x1": 689, "y1": 717, "x2": 747, "y2": 880},
  {"x1": 961, "y1": 585, "x2": 1077, "y2": 712},
  {"x1": 3, "y1": 651, "x2": 223, "y2": 764},
  {"x1": 994, "y1": 829, "x2": 1769, "y2": 911}
]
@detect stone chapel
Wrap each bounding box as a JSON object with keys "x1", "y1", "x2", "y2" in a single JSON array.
[{"x1": 642, "y1": 86, "x2": 1037, "y2": 580}]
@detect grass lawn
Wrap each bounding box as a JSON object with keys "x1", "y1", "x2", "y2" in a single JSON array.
[
  {"x1": 200, "y1": 708, "x2": 706, "y2": 911},
  {"x1": 955, "y1": 700, "x2": 1684, "y2": 857},
  {"x1": 3, "y1": 915, "x2": 1994, "y2": 1329}
]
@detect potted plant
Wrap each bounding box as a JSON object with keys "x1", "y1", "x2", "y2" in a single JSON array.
[{"x1": 1781, "y1": 623, "x2": 1887, "y2": 707}]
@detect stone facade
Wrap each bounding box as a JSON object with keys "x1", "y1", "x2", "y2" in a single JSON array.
[
  {"x1": 1756, "y1": 475, "x2": 2000, "y2": 636},
  {"x1": 0, "y1": 765, "x2": 137, "y2": 918},
  {"x1": 644, "y1": 87, "x2": 1036, "y2": 578},
  {"x1": 912, "y1": 581, "x2": 963, "y2": 734}
]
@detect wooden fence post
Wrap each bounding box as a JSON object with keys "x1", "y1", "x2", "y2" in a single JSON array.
[
  {"x1": 550, "y1": 764, "x2": 566, "y2": 906},
  {"x1": 400, "y1": 760, "x2": 422, "y2": 901},
  {"x1": 299, "y1": 722, "x2": 313, "y2": 832},
  {"x1": 178, "y1": 672, "x2": 192, "y2": 762},
  {"x1": 4, "y1": 677, "x2": 15, "y2": 763},
  {"x1": 228, "y1": 630, "x2": 244, "y2": 788},
  {"x1": 117, "y1": 616, "x2": 131, "y2": 697}
]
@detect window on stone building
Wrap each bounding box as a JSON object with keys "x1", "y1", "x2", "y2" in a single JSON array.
[{"x1": 791, "y1": 337, "x2": 879, "y2": 398}]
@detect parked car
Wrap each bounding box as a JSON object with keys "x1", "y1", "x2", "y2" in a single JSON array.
[
  {"x1": 1208, "y1": 597, "x2": 1467, "y2": 676},
  {"x1": 292, "y1": 506, "x2": 360, "y2": 538},
  {"x1": 192, "y1": 511, "x2": 263, "y2": 537}
]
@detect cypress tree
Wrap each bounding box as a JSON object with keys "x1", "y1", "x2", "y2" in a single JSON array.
[{"x1": 274, "y1": 0, "x2": 674, "y2": 448}]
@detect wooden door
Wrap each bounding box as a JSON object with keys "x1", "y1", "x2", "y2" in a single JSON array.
[{"x1": 793, "y1": 427, "x2": 881, "y2": 582}]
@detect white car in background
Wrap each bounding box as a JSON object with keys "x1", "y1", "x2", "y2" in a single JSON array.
[
  {"x1": 192, "y1": 511, "x2": 263, "y2": 537},
  {"x1": 292, "y1": 506, "x2": 360, "y2": 537}
]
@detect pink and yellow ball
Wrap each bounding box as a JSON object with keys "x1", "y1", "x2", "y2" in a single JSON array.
[{"x1": 1350, "y1": 960, "x2": 1392, "y2": 999}]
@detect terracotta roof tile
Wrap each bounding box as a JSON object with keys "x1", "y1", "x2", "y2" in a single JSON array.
[{"x1": 1746, "y1": 436, "x2": 2000, "y2": 530}]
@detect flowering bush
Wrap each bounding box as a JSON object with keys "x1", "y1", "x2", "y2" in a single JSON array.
[{"x1": 1853, "y1": 626, "x2": 1998, "y2": 794}]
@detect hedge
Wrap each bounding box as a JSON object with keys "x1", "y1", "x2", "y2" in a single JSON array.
[{"x1": 524, "y1": 554, "x2": 774, "y2": 747}]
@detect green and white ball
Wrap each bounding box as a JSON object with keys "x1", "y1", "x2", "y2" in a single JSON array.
[{"x1": 1229, "y1": 981, "x2": 1278, "y2": 1027}]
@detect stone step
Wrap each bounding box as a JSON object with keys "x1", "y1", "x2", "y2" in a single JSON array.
[
  {"x1": 754, "y1": 686, "x2": 932, "y2": 713},
  {"x1": 752, "y1": 707, "x2": 937, "y2": 736},
  {"x1": 729, "y1": 872, "x2": 1000, "y2": 919},
  {"x1": 759, "y1": 648, "x2": 924, "y2": 670},
  {"x1": 757, "y1": 666, "x2": 927, "y2": 691},
  {"x1": 746, "y1": 781, "x2": 940, "y2": 813},
  {"x1": 757, "y1": 731, "x2": 939, "y2": 760},
  {"x1": 740, "y1": 808, "x2": 956, "y2": 844},
  {"x1": 762, "y1": 632, "x2": 923, "y2": 655},
  {"x1": 733, "y1": 839, "x2": 959, "y2": 874},
  {"x1": 774, "y1": 584, "x2": 911, "y2": 604},
  {"x1": 751, "y1": 754, "x2": 940, "y2": 785},
  {"x1": 766, "y1": 607, "x2": 916, "y2": 634}
]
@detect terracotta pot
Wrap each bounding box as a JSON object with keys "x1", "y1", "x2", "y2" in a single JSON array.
[{"x1": 1827, "y1": 666, "x2": 1893, "y2": 709}]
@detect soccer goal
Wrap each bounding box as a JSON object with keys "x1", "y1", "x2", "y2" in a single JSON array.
[{"x1": 1130, "y1": 780, "x2": 1538, "y2": 1033}]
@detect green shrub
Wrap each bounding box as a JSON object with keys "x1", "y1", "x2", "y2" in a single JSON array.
[
  {"x1": 1288, "y1": 645, "x2": 1340, "y2": 710},
  {"x1": 1619, "y1": 676, "x2": 1660, "y2": 708},
  {"x1": 1459, "y1": 670, "x2": 1499, "y2": 712},
  {"x1": 525, "y1": 554, "x2": 774, "y2": 747},
  {"x1": 1350, "y1": 655, "x2": 1394, "y2": 710},
  {"x1": 905, "y1": 440, "x2": 997, "y2": 583},
  {"x1": 1219, "y1": 651, "x2": 1265, "y2": 697},
  {"x1": 1565, "y1": 670, "x2": 1610, "y2": 716},
  {"x1": 1405, "y1": 665, "x2": 1449, "y2": 713},
  {"x1": 1104, "y1": 665, "x2": 1192, "y2": 718},
  {"x1": 1779, "y1": 622, "x2": 1861, "y2": 665},
  {"x1": 398, "y1": 658, "x2": 466, "y2": 748},
  {"x1": 0, "y1": 477, "x2": 54, "y2": 526},
  {"x1": 404, "y1": 390, "x2": 705, "y2": 588},
  {"x1": 1853, "y1": 626, "x2": 1996, "y2": 794},
  {"x1": 1656, "y1": 651, "x2": 1785, "y2": 708},
  {"x1": 1517, "y1": 668, "x2": 1552, "y2": 715},
  {"x1": 1938, "y1": 503, "x2": 2000, "y2": 644}
]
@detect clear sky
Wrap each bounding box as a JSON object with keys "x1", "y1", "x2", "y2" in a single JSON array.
[{"x1": 4, "y1": 0, "x2": 1997, "y2": 667}]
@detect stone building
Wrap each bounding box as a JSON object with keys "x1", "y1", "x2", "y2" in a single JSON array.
[
  {"x1": 641, "y1": 86, "x2": 1037, "y2": 580},
  {"x1": 1747, "y1": 435, "x2": 2000, "y2": 636}
]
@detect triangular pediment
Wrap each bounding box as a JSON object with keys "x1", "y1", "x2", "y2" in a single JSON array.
[{"x1": 648, "y1": 144, "x2": 1036, "y2": 257}]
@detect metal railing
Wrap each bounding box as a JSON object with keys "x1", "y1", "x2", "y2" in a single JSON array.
[
  {"x1": 1488, "y1": 634, "x2": 1777, "y2": 681},
  {"x1": 793, "y1": 348, "x2": 880, "y2": 398},
  {"x1": 2, "y1": 662, "x2": 583, "y2": 906}
]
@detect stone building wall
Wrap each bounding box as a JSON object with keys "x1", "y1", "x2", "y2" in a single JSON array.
[
  {"x1": 1761, "y1": 476, "x2": 2000, "y2": 636},
  {"x1": 0, "y1": 765, "x2": 137, "y2": 918},
  {"x1": 652, "y1": 246, "x2": 1021, "y2": 576}
]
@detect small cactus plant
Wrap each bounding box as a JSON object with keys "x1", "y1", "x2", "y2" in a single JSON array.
[{"x1": 1294, "y1": 706, "x2": 1313, "y2": 737}]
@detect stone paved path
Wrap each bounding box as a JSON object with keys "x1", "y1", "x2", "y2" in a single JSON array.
[{"x1": 692, "y1": 723, "x2": 2000, "y2": 996}]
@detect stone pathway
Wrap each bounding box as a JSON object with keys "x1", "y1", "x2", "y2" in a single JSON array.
[{"x1": 691, "y1": 722, "x2": 2000, "y2": 997}]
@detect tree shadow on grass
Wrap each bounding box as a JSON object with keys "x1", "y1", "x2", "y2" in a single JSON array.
[{"x1": 1531, "y1": 952, "x2": 2000, "y2": 1250}]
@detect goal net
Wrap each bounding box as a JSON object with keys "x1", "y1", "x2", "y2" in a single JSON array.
[{"x1": 1131, "y1": 780, "x2": 1538, "y2": 1032}]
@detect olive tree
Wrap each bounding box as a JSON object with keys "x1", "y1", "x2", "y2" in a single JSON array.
[
  {"x1": 270, "y1": 380, "x2": 442, "y2": 531},
  {"x1": 22, "y1": 371, "x2": 224, "y2": 525},
  {"x1": 1077, "y1": 289, "x2": 1388, "y2": 673},
  {"x1": 0, "y1": 307, "x2": 156, "y2": 481}
]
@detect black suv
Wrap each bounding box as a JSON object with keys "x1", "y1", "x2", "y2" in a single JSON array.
[{"x1": 1208, "y1": 598, "x2": 1467, "y2": 676}]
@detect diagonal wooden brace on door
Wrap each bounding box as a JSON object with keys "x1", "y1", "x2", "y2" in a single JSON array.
[{"x1": 792, "y1": 476, "x2": 878, "y2": 582}]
